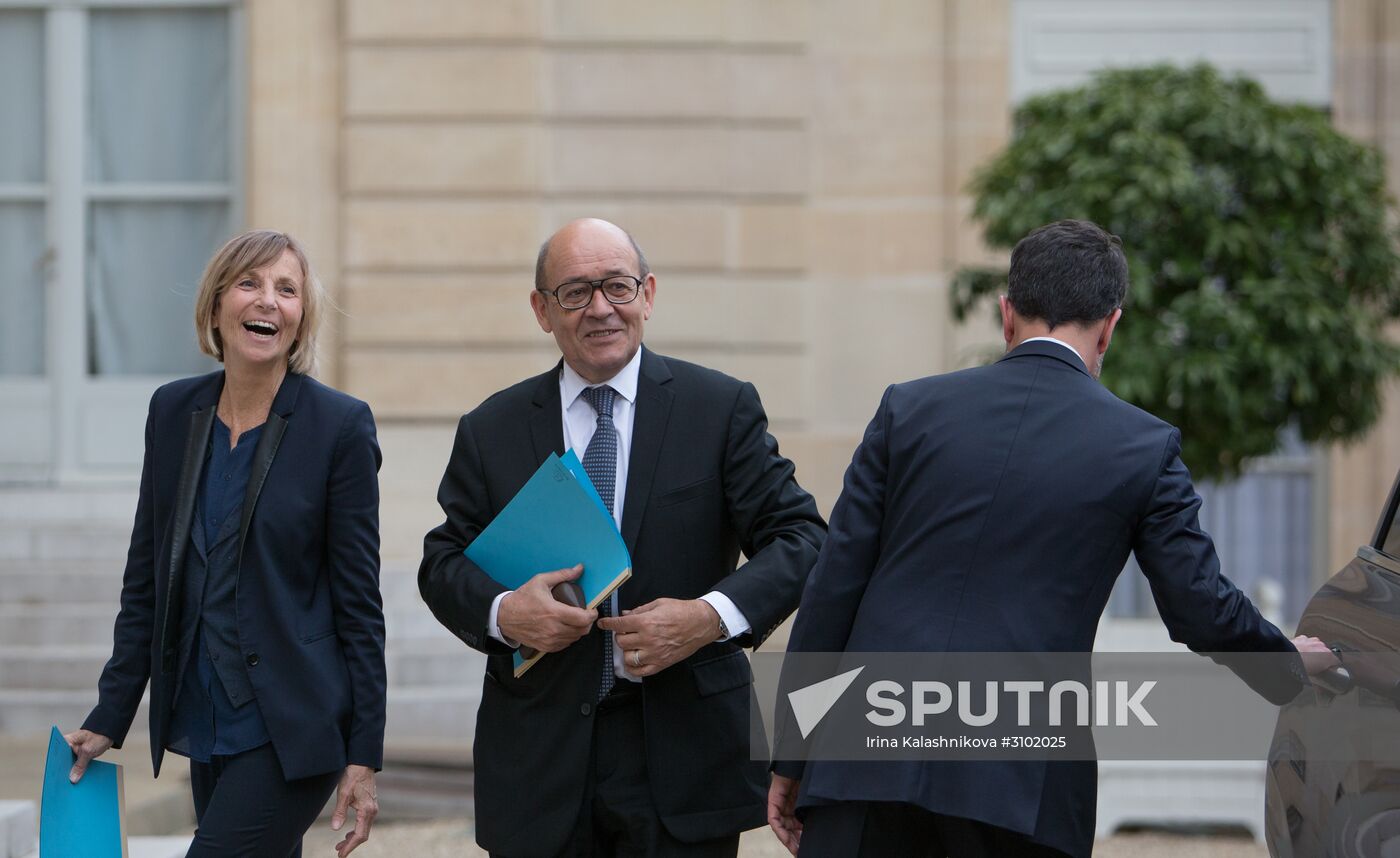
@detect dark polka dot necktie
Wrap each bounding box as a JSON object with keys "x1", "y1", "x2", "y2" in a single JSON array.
[{"x1": 581, "y1": 385, "x2": 618, "y2": 699}]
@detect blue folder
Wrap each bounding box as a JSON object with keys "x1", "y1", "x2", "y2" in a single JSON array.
[
  {"x1": 40, "y1": 726, "x2": 126, "y2": 857},
  {"x1": 561, "y1": 449, "x2": 612, "y2": 522},
  {"x1": 465, "y1": 451, "x2": 631, "y2": 676}
]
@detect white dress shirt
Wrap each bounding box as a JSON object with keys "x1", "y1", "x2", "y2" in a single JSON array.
[
  {"x1": 1021, "y1": 336, "x2": 1088, "y2": 371},
  {"x1": 488, "y1": 348, "x2": 750, "y2": 680}
]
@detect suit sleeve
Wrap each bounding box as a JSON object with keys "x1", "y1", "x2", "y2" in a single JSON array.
[
  {"x1": 326, "y1": 401, "x2": 388, "y2": 770},
  {"x1": 706, "y1": 382, "x2": 827, "y2": 649},
  {"x1": 771, "y1": 385, "x2": 893, "y2": 778},
  {"x1": 1133, "y1": 428, "x2": 1305, "y2": 704},
  {"x1": 83, "y1": 393, "x2": 160, "y2": 746},
  {"x1": 781, "y1": 385, "x2": 893, "y2": 658},
  {"x1": 418, "y1": 415, "x2": 514, "y2": 655}
]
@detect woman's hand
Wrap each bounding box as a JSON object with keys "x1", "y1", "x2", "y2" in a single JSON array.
[
  {"x1": 330, "y1": 764, "x2": 379, "y2": 857},
  {"x1": 62, "y1": 729, "x2": 114, "y2": 783}
]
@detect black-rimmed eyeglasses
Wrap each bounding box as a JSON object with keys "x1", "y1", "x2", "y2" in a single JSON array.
[{"x1": 538, "y1": 276, "x2": 643, "y2": 311}]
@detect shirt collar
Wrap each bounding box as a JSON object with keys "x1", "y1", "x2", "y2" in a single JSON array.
[
  {"x1": 561, "y1": 347, "x2": 642, "y2": 408},
  {"x1": 1020, "y1": 336, "x2": 1088, "y2": 371}
]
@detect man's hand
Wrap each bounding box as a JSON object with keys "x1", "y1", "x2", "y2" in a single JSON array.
[
  {"x1": 330, "y1": 764, "x2": 378, "y2": 857},
  {"x1": 1292, "y1": 634, "x2": 1340, "y2": 676},
  {"x1": 62, "y1": 729, "x2": 113, "y2": 784},
  {"x1": 598, "y1": 598, "x2": 722, "y2": 677},
  {"x1": 767, "y1": 774, "x2": 802, "y2": 855},
  {"x1": 498, "y1": 565, "x2": 598, "y2": 653}
]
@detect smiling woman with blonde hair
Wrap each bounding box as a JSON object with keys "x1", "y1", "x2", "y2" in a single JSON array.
[
  {"x1": 192, "y1": 230, "x2": 325, "y2": 375},
  {"x1": 62, "y1": 230, "x2": 387, "y2": 858}
]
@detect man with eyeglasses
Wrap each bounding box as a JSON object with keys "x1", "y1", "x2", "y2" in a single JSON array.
[{"x1": 420, "y1": 217, "x2": 827, "y2": 857}]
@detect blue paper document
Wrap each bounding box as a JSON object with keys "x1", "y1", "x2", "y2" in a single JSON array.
[
  {"x1": 40, "y1": 725, "x2": 127, "y2": 857},
  {"x1": 465, "y1": 452, "x2": 631, "y2": 676}
]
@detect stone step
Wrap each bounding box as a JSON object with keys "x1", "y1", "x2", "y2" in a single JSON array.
[
  {"x1": 0, "y1": 646, "x2": 110, "y2": 691},
  {"x1": 0, "y1": 685, "x2": 481, "y2": 745},
  {"x1": 386, "y1": 640, "x2": 484, "y2": 687},
  {"x1": 0, "y1": 605, "x2": 121, "y2": 647},
  {"x1": 0, "y1": 800, "x2": 35, "y2": 858},
  {"x1": 0, "y1": 564, "x2": 424, "y2": 606},
  {"x1": 128, "y1": 836, "x2": 194, "y2": 858},
  {"x1": 0, "y1": 566, "x2": 126, "y2": 606},
  {"x1": 0, "y1": 602, "x2": 455, "y2": 648},
  {"x1": 383, "y1": 613, "x2": 464, "y2": 641},
  {"x1": 19, "y1": 835, "x2": 192, "y2": 858},
  {"x1": 383, "y1": 686, "x2": 483, "y2": 743},
  {"x1": 0, "y1": 689, "x2": 140, "y2": 735},
  {"x1": 370, "y1": 759, "x2": 473, "y2": 821},
  {"x1": 0, "y1": 640, "x2": 483, "y2": 691},
  {"x1": 0, "y1": 487, "x2": 137, "y2": 525},
  {"x1": 0, "y1": 525, "x2": 133, "y2": 564}
]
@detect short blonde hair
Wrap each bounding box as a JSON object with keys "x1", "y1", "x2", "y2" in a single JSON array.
[{"x1": 193, "y1": 230, "x2": 324, "y2": 375}]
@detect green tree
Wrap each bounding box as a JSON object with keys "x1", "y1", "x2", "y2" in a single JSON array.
[{"x1": 954, "y1": 64, "x2": 1400, "y2": 480}]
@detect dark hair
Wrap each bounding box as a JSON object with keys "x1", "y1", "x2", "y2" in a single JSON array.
[
  {"x1": 1007, "y1": 219, "x2": 1127, "y2": 328},
  {"x1": 534, "y1": 223, "x2": 651, "y2": 292}
]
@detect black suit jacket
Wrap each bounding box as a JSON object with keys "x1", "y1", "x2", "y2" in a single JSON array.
[
  {"x1": 781, "y1": 341, "x2": 1300, "y2": 858},
  {"x1": 84, "y1": 371, "x2": 387, "y2": 780},
  {"x1": 419, "y1": 348, "x2": 826, "y2": 856}
]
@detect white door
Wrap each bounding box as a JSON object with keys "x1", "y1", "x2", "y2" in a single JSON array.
[{"x1": 0, "y1": 1, "x2": 241, "y2": 483}]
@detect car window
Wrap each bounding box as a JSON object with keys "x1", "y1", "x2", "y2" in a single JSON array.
[{"x1": 1374, "y1": 471, "x2": 1400, "y2": 559}]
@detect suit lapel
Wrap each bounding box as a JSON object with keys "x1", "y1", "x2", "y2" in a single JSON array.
[
  {"x1": 621, "y1": 348, "x2": 674, "y2": 554},
  {"x1": 236, "y1": 373, "x2": 303, "y2": 562},
  {"x1": 159, "y1": 375, "x2": 219, "y2": 669},
  {"x1": 529, "y1": 363, "x2": 565, "y2": 466},
  {"x1": 171, "y1": 410, "x2": 215, "y2": 573}
]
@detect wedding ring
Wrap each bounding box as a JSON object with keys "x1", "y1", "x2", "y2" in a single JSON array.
[{"x1": 631, "y1": 650, "x2": 642, "y2": 668}]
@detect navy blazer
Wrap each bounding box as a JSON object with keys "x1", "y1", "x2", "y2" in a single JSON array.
[
  {"x1": 781, "y1": 341, "x2": 1300, "y2": 858},
  {"x1": 420, "y1": 348, "x2": 827, "y2": 856},
  {"x1": 84, "y1": 371, "x2": 386, "y2": 780}
]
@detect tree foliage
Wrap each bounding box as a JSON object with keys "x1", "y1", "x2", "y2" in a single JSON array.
[{"x1": 954, "y1": 64, "x2": 1400, "y2": 480}]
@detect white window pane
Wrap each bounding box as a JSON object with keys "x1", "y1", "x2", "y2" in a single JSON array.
[
  {"x1": 87, "y1": 9, "x2": 230, "y2": 183},
  {"x1": 86, "y1": 202, "x2": 227, "y2": 376},
  {"x1": 0, "y1": 204, "x2": 46, "y2": 375},
  {"x1": 0, "y1": 11, "x2": 44, "y2": 183},
  {"x1": 1011, "y1": 0, "x2": 1331, "y2": 107}
]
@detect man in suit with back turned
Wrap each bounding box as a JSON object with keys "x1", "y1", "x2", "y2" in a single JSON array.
[
  {"x1": 766, "y1": 219, "x2": 1334, "y2": 858},
  {"x1": 420, "y1": 218, "x2": 826, "y2": 857}
]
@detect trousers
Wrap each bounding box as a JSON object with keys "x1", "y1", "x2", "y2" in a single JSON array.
[{"x1": 185, "y1": 742, "x2": 339, "y2": 857}]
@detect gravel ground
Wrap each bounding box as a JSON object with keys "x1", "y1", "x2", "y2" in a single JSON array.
[{"x1": 300, "y1": 820, "x2": 1267, "y2": 857}]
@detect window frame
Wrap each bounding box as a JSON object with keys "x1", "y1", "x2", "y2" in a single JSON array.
[{"x1": 0, "y1": 0, "x2": 243, "y2": 478}]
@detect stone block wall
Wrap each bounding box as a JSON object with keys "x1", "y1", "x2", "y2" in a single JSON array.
[
  {"x1": 242, "y1": 0, "x2": 1015, "y2": 562},
  {"x1": 245, "y1": 0, "x2": 1400, "y2": 578}
]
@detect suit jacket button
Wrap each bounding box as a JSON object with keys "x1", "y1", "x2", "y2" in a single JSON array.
[
  {"x1": 246, "y1": 653, "x2": 260, "y2": 667},
  {"x1": 580, "y1": 703, "x2": 593, "y2": 716}
]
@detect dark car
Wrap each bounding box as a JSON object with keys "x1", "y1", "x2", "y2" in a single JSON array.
[{"x1": 1267, "y1": 471, "x2": 1400, "y2": 857}]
